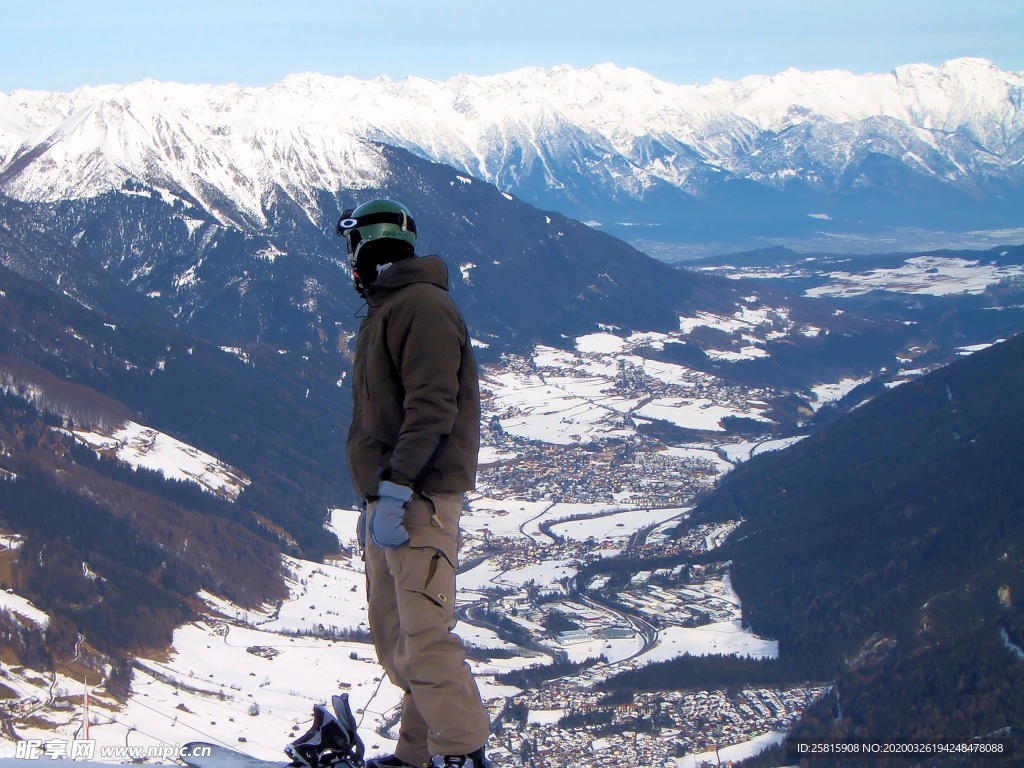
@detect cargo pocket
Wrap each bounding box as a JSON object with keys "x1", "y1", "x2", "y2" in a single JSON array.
[
  {"x1": 392, "y1": 545, "x2": 456, "y2": 636},
  {"x1": 406, "y1": 492, "x2": 460, "y2": 569}
]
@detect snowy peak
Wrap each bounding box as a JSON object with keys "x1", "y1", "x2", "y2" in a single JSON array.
[
  {"x1": 0, "y1": 59, "x2": 1021, "y2": 236},
  {"x1": 1, "y1": 84, "x2": 391, "y2": 227}
]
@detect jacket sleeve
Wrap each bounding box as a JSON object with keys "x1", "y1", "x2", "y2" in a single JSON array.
[{"x1": 385, "y1": 287, "x2": 466, "y2": 488}]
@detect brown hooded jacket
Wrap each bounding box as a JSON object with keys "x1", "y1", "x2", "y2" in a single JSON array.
[{"x1": 346, "y1": 255, "x2": 480, "y2": 500}]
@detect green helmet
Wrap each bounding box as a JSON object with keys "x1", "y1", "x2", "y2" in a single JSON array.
[
  {"x1": 336, "y1": 198, "x2": 417, "y2": 265},
  {"x1": 336, "y1": 199, "x2": 417, "y2": 294}
]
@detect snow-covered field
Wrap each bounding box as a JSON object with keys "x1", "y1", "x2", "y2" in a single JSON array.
[
  {"x1": 490, "y1": 560, "x2": 579, "y2": 590},
  {"x1": 483, "y1": 369, "x2": 636, "y2": 445},
  {"x1": 556, "y1": 632, "x2": 644, "y2": 665},
  {"x1": 0, "y1": 590, "x2": 49, "y2": 629},
  {"x1": 69, "y1": 421, "x2": 250, "y2": 500},
  {"x1": 810, "y1": 377, "x2": 871, "y2": 410},
  {"x1": 115, "y1": 623, "x2": 402, "y2": 761},
  {"x1": 481, "y1": 340, "x2": 780, "y2": 446},
  {"x1": 0, "y1": 540, "x2": 531, "y2": 763},
  {"x1": 803, "y1": 256, "x2": 1024, "y2": 297},
  {"x1": 461, "y1": 497, "x2": 559, "y2": 540},
  {"x1": 634, "y1": 397, "x2": 771, "y2": 432},
  {"x1": 957, "y1": 338, "x2": 1004, "y2": 355},
  {"x1": 640, "y1": 620, "x2": 778, "y2": 665},
  {"x1": 674, "y1": 730, "x2": 787, "y2": 768},
  {"x1": 711, "y1": 255, "x2": 1024, "y2": 299},
  {"x1": 548, "y1": 507, "x2": 687, "y2": 542},
  {"x1": 718, "y1": 436, "x2": 808, "y2": 464},
  {"x1": 197, "y1": 555, "x2": 368, "y2": 636}
]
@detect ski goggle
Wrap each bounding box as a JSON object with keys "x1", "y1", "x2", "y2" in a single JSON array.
[{"x1": 336, "y1": 208, "x2": 417, "y2": 257}]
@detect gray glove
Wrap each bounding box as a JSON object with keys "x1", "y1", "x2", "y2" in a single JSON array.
[{"x1": 370, "y1": 481, "x2": 413, "y2": 548}]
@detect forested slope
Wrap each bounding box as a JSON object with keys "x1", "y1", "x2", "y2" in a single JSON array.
[{"x1": 684, "y1": 332, "x2": 1024, "y2": 752}]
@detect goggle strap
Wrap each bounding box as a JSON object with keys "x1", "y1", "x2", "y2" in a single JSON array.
[{"x1": 340, "y1": 211, "x2": 417, "y2": 236}]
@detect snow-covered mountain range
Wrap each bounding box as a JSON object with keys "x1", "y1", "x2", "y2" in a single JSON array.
[{"x1": 1, "y1": 58, "x2": 1021, "y2": 251}]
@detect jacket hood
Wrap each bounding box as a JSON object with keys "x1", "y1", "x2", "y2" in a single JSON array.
[{"x1": 367, "y1": 255, "x2": 449, "y2": 301}]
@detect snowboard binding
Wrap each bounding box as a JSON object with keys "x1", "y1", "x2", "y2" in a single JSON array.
[{"x1": 286, "y1": 694, "x2": 365, "y2": 768}]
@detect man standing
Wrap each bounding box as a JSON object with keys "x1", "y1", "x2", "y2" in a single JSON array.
[{"x1": 338, "y1": 199, "x2": 490, "y2": 768}]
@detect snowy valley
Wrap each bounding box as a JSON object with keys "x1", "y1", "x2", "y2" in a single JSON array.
[{"x1": 0, "y1": 292, "x2": 977, "y2": 766}]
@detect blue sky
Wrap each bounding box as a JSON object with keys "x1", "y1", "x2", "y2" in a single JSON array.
[{"x1": 2, "y1": 0, "x2": 1022, "y2": 93}]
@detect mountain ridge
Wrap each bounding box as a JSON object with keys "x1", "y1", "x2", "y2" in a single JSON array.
[{"x1": 1, "y1": 58, "x2": 1021, "y2": 250}]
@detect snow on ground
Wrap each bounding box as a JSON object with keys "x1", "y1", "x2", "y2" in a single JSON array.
[
  {"x1": 491, "y1": 560, "x2": 578, "y2": 590},
  {"x1": 660, "y1": 446, "x2": 735, "y2": 474},
  {"x1": 640, "y1": 620, "x2": 778, "y2": 664},
  {"x1": 575, "y1": 333, "x2": 626, "y2": 354},
  {"x1": 719, "y1": 436, "x2": 807, "y2": 463},
  {"x1": 644, "y1": 517, "x2": 690, "y2": 546},
  {"x1": 483, "y1": 370, "x2": 635, "y2": 445},
  {"x1": 957, "y1": 339, "x2": 1004, "y2": 355},
  {"x1": 461, "y1": 498, "x2": 557, "y2": 539},
  {"x1": 519, "y1": 502, "x2": 640, "y2": 542},
  {"x1": 0, "y1": 667, "x2": 123, "y2": 754},
  {"x1": 63, "y1": 543, "x2": 536, "y2": 764},
  {"x1": 477, "y1": 445, "x2": 520, "y2": 465},
  {"x1": 540, "y1": 375, "x2": 642, "y2": 414},
  {"x1": 803, "y1": 256, "x2": 1024, "y2": 297},
  {"x1": 0, "y1": 495, "x2": 780, "y2": 763},
  {"x1": 810, "y1": 377, "x2": 871, "y2": 410},
  {"x1": 0, "y1": 620, "x2": 406, "y2": 763},
  {"x1": 634, "y1": 398, "x2": 772, "y2": 432},
  {"x1": 704, "y1": 346, "x2": 770, "y2": 361},
  {"x1": 621, "y1": 355, "x2": 705, "y2": 387},
  {"x1": 631, "y1": 574, "x2": 778, "y2": 666},
  {"x1": 455, "y1": 560, "x2": 506, "y2": 592},
  {"x1": 263, "y1": 558, "x2": 369, "y2": 636},
  {"x1": 193, "y1": 590, "x2": 273, "y2": 626},
  {"x1": 675, "y1": 730, "x2": 787, "y2": 768},
  {"x1": 548, "y1": 507, "x2": 687, "y2": 542},
  {"x1": 751, "y1": 436, "x2": 808, "y2": 457},
  {"x1": 625, "y1": 330, "x2": 672, "y2": 350},
  {"x1": 69, "y1": 421, "x2": 249, "y2": 500},
  {"x1": 559, "y1": 634, "x2": 643, "y2": 664},
  {"x1": 482, "y1": 342, "x2": 776, "y2": 445},
  {"x1": 3, "y1": 336, "x2": 827, "y2": 761},
  {"x1": 117, "y1": 622, "x2": 404, "y2": 761},
  {"x1": 0, "y1": 591, "x2": 49, "y2": 629},
  {"x1": 197, "y1": 555, "x2": 369, "y2": 636},
  {"x1": 454, "y1": 622, "x2": 519, "y2": 653},
  {"x1": 326, "y1": 508, "x2": 361, "y2": 551},
  {"x1": 533, "y1": 346, "x2": 619, "y2": 378},
  {"x1": 527, "y1": 708, "x2": 565, "y2": 725},
  {"x1": 678, "y1": 312, "x2": 749, "y2": 335}
]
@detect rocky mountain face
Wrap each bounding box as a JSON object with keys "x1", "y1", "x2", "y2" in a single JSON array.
[
  {"x1": 1, "y1": 58, "x2": 1021, "y2": 251},
  {"x1": 1, "y1": 140, "x2": 840, "y2": 359}
]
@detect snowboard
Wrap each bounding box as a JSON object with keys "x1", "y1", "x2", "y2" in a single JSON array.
[
  {"x1": 181, "y1": 743, "x2": 363, "y2": 768},
  {"x1": 182, "y1": 743, "x2": 296, "y2": 768}
]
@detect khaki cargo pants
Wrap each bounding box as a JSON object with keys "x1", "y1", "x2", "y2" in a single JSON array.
[{"x1": 363, "y1": 491, "x2": 490, "y2": 767}]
